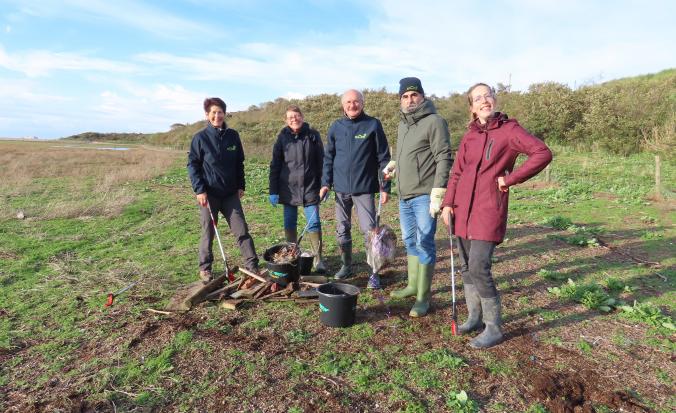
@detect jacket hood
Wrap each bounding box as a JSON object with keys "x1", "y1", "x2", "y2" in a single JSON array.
[
  {"x1": 399, "y1": 99, "x2": 437, "y2": 125},
  {"x1": 468, "y1": 112, "x2": 509, "y2": 132}
]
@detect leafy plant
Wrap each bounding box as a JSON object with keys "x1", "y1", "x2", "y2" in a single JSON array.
[
  {"x1": 620, "y1": 301, "x2": 676, "y2": 334},
  {"x1": 577, "y1": 339, "x2": 593, "y2": 354},
  {"x1": 445, "y1": 390, "x2": 479, "y2": 413},
  {"x1": 548, "y1": 279, "x2": 618, "y2": 311},
  {"x1": 537, "y1": 269, "x2": 567, "y2": 281},
  {"x1": 541, "y1": 215, "x2": 573, "y2": 230}
]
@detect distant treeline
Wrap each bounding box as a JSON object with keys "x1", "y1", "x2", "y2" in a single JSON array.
[{"x1": 68, "y1": 69, "x2": 675, "y2": 157}]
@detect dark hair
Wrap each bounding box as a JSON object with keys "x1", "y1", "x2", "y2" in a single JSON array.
[
  {"x1": 466, "y1": 83, "x2": 496, "y2": 122},
  {"x1": 285, "y1": 104, "x2": 303, "y2": 118},
  {"x1": 203, "y1": 97, "x2": 226, "y2": 113}
]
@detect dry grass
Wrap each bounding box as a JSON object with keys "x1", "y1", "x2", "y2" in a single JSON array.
[{"x1": 0, "y1": 141, "x2": 182, "y2": 220}]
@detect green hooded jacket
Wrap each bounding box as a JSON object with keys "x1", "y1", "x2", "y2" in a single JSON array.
[{"x1": 396, "y1": 99, "x2": 453, "y2": 199}]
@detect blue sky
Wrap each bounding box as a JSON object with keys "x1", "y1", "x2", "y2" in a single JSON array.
[{"x1": 1, "y1": 0, "x2": 674, "y2": 139}]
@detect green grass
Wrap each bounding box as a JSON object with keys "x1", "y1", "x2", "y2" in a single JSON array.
[{"x1": 1, "y1": 142, "x2": 674, "y2": 411}]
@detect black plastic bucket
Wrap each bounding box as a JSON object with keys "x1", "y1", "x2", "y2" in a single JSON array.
[
  {"x1": 264, "y1": 243, "x2": 299, "y2": 283},
  {"x1": 317, "y1": 283, "x2": 360, "y2": 328},
  {"x1": 299, "y1": 252, "x2": 313, "y2": 275}
]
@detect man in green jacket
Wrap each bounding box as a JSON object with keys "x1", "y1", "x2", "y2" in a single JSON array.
[{"x1": 383, "y1": 77, "x2": 453, "y2": 317}]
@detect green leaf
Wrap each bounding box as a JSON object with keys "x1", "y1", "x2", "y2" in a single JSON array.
[{"x1": 456, "y1": 390, "x2": 468, "y2": 403}]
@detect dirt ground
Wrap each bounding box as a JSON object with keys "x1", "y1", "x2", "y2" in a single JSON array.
[{"x1": 2, "y1": 224, "x2": 674, "y2": 412}]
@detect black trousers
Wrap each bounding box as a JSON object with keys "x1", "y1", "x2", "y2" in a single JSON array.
[
  {"x1": 199, "y1": 193, "x2": 258, "y2": 272},
  {"x1": 456, "y1": 237, "x2": 498, "y2": 298}
]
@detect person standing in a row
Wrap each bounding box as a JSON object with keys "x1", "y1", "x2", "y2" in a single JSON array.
[
  {"x1": 384, "y1": 77, "x2": 453, "y2": 317},
  {"x1": 441, "y1": 83, "x2": 552, "y2": 348},
  {"x1": 269, "y1": 105, "x2": 326, "y2": 273},
  {"x1": 188, "y1": 97, "x2": 260, "y2": 282},
  {"x1": 320, "y1": 89, "x2": 391, "y2": 285}
]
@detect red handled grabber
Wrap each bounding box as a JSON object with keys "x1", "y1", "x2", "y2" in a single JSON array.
[
  {"x1": 105, "y1": 281, "x2": 137, "y2": 307},
  {"x1": 206, "y1": 201, "x2": 235, "y2": 283},
  {"x1": 449, "y1": 220, "x2": 457, "y2": 335}
]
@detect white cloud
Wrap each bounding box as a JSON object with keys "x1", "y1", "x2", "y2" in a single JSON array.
[
  {"x1": 4, "y1": 26, "x2": 10, "y2": 33},
  {"x1": 7, "y1": 0, "x2": 217, "y2": 39},
  {"x1": 0, "y1": 45, "x2": 138, "y2": 77}
]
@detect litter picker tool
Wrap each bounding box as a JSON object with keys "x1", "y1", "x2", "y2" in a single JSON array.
[
  {"x1": 295, "y1": 204, "x2": 320, "y2": 249},
  {"x1": 207, "y1": 201, "x2": 235, "y2": 282},
  {"x1": 449, "y1": 219, "x2": 457, "y2": 335},
  {"x1": 105, "y1": 281, "x2": 137, "y2": 307}
]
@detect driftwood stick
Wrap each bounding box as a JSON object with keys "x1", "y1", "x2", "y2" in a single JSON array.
[
  {"x1": 239, "y1": 267, "x2": 269, "y2": 283},
  {"x1": 253, "y1": 282, "x2": 273, "y2": 299},
  {"x1": 259, "y1": 289, "x2": 290, "y2": 300},
  {"x1": 145, "y1": 308, "x2": 173, "y2": 315},
  {"x1": 300, "y1": 281, "x2": 321, "y2": 288}
]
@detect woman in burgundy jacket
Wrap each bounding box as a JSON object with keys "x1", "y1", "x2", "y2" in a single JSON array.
[{"x1": 440, "y1": 83, "x2": 552, "y2": 348}]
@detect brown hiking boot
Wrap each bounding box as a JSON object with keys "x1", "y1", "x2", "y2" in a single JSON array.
[{"x1": 199, "y1": 270, "x2": 213, "y2": 283}]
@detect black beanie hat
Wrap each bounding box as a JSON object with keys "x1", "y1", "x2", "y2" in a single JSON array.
[{"x1": 398, "y1": 77, "x2": 424, "y2": 97}]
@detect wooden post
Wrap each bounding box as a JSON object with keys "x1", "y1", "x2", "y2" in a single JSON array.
[
  {"x1": 655, "y1": 155, "x2": 662, "y2": 200},
  {"x1": 544, "y1": 164, "x2": 551, "y2": 183}
]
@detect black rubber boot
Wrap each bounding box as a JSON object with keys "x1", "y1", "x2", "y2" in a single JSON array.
[
  {"x1": 334, "y1": 242, "x2": 353, "y2": 280},
  {"x1": 458, "y1": 284, "x2": 483, "y2": 334},
  {"x1": 284, "y1": 228, "x2": 297, "y2": 244},
  {"x1": 469, "y1": 296, "x2": 504, "y2": 349}
]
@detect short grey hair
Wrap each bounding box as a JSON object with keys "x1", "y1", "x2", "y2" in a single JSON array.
[{"x1": 341, "y1": 89, "x2": 364, "y2": 104}]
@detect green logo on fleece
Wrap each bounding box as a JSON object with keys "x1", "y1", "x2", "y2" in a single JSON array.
[
  {"x1": 354, "y1": 133, "x2": 368, "y2": 139},
  {"x1": 226, "y1": 145, "x2": 236, "y2": 151}
]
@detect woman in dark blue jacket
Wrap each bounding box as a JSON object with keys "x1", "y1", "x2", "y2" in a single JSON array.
[
  {"x1": 269, "y1": 105, "x2": 326, "y2": 272},
  {"x1": 187, "y1": 97, "x2": 259, "y2": 282}
]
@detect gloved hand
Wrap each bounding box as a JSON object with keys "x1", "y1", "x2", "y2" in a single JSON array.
[
  {"x1": 429, "y1": 188, "x2": 446, "y2": 217},
  {"x1": 269, "y1": 194, "x2": 279, "y2": 207},
  {"x1": 382, "y1": 160, "x2": 396, "y2": 180}
]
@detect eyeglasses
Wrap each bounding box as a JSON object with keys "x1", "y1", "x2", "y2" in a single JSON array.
[
  {"x1": 286, "y1": 114, "x2": 303, "y2": 120},
  {"x1": 473, "y1": 94, "x2": 495, "y2": 103}
]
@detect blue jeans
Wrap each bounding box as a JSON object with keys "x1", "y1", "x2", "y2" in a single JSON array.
[
  {"x1": 283, "y1": 204, "x2": 321, "y2": 233},
  {"x1": 399, "y1": 194, "x2": 437, "y2": 264}
]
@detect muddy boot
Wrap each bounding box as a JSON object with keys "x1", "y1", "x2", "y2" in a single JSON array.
[
  {"x1": 458, "y1": 284, "x2": 483, "y2": 334},
  {"x1": 409, "y1": 262, "x2": 434, "y2": 317},
  {"x1": 334, "y1": 242, "x2": 353, "y2": 280},
  {"x1": 284, "y1": 228, "x2": 297, "y2": 244},
  {"x1": 470, "y1": 296, "x2": 504, "y2": 349},
  {"x1": 199, "y1": 269, "x2": 213, "y2": 284},
  {"x1": 390, "y1": 255, "x2": 419, "y2": 299},
  {"x1": 308, "y1": 231, "x2": 326, "y2": 273}
]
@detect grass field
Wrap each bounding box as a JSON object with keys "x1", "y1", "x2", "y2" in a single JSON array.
[{"x1": 0, "y1": 140, "x2": 674, "y2": 412}]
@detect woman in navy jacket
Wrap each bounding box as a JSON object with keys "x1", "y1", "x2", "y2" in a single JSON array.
[
  {"x1": 187, "y1": 97, "x2": 260, "y2": 282},
  {"x1": 269, "y1": 105, "x2": 326, "y2": 272},
  {"x1": 441, "y1": 83, "x2": 552, "y2": 348}
]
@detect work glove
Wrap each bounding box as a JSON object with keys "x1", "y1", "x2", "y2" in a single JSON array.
[
  {"x1": 382, "y1": 160, "x2": 396, "y2": 180},
  {"x1": 429, "y1": 188, "x2": 446, "y2": 218},
  {"x1": 269, "y1": 194, "x2": 279, "y2": 207}
]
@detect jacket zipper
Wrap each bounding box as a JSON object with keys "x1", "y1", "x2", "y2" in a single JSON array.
[{"x1": 485, "y1": 139, "x2": 494, "y2": 161}]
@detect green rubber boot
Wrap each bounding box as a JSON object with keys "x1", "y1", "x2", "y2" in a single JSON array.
[
  {"x1": 308, "y1": 231, "x2": 327, "y2": 273},
  {"x1": 469, "y1": 296, "x2": 504, "y2": 349},
  {"x1": 409, "y1": 262, "x2": 434, "y2": 317},
  {"x1": 334, "y1": 242, "x2": 353, "y2": 280},
  {"x1": 390, "y1": 255, "x2": 419, "y2": 299},
  {"x1": 458, "y1": 284, "x2": 483, "y2": 334}
]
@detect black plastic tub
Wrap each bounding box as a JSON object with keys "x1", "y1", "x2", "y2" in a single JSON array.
[
  {"x1": 264, "y1": 243, "x2": 299, "y2": 283},
  {"x1": 317, "y1": 283, "x2": 360, "y2": 328}
]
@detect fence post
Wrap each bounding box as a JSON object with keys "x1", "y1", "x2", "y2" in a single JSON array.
[{"x1": 655, "y1": 155, "x2": 662, "y2": 200}]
